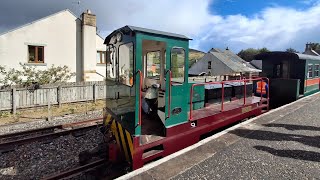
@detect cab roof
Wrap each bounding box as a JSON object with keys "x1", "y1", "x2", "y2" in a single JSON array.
[{"x1": 104, "y1": 25, "x2": 191, "y2": 44}]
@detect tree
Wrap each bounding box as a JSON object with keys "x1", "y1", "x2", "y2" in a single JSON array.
[
  {"x1": 286, "y1": 48, "x2": 299, "y2": 53},
  {"x1": 310, "y1": 43, "x2": 320, "y2": 50},
  {"x1": 0, "y1": 63, "x2": 75, "y2": 87},
  {"x1": 237, "y1": 48, "x2": 270, "y2": 62}
]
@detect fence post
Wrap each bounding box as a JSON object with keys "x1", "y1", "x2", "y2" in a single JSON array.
[
  {"x1": 93, "y1": 84, "x2": 97, "y2": 103},
  {"x1": 58, "y1": 86, "x2": 62, "y2": 108},
  {"x1": 12, "y1": 88, "x2": 17, "y2": 116},
  {"x1": 47, "y1": 89, "x2": 51, "y2": 121},
  {"x1": 85, "y1": 86, "x2": 88, "y2": 114}
]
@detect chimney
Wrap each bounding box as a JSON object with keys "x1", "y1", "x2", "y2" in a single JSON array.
[
  {"x1": 305, "y1": 42, "x2": 312, "y2": 52},
  {"x1": 81, "y1": 9, "x2": 97, "y2": 81}
]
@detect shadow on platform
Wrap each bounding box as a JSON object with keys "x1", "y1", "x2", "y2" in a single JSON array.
[
  {"x1": 230, "y1": 126, "x2": 320, "y2": 162},
  {"x1": 263, "y1": 123, "x2": 320, "y2": 131},
  {"x1": 254, "y1": 146, "x2": 320, "y2": 162}
]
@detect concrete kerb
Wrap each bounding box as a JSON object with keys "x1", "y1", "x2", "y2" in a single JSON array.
[{"x1": 116, "y1": 92, "x2": 320, "y2": 180}]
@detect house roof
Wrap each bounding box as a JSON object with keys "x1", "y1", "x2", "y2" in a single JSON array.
[
  {"x1": 0, "y1": 9, "x2": 104, "y2": 38},
  {"x1": 250, "y1": 60, "x2": 262, "y2": 70},
  {"x1": 105, "y1": 25, "x2": 191, "y2": 44},
  {"x1": 209, "y1": 49, "x2": 261, "y2": 73}
]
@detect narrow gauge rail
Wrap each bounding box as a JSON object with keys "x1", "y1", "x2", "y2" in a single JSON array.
[
  {"x1": 42, "y1": 159, "x2": 107, "y2": 180},
  {"x1": 42, "y1": 159, "x2": 128, "y2": 180},
  {"x1": 0, "y1": 118, "x2": 103, "y2": 151}
]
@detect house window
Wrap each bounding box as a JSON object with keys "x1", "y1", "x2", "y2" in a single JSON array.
[
  {"x1": 28, "y1": 46, "x2": 44, "y2": 63},
  {"x1": 208, "y1": 61, "x2": 212, "y2": 69},
  {"x1": 96, "y1": 51, "x2": 107, "y2": 64},
  {"x1": 308, "y1": 64, "x2": 313, "y2": 78},
  {"x1": 315, "y1": 64, "x2": 319, "y2": 77}
]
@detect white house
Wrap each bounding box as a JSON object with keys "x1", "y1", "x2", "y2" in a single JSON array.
[
  {"x1": 189, "y1": 48, "x2": 261, "y2": 78},
  {"x1": 0, "y1": 9, "x2": 107, "y2": 82}
]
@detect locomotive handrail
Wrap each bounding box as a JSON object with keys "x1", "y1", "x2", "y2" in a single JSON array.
[
  {"x1": 189, "y1": 77, "x2": 270, "y2": 121},
  {"x1": 136, "y1": 70, "x2": 143, "y2": 126},
  {"x1": 165, "y1": 70, "x2": 172, "y2": 119}
]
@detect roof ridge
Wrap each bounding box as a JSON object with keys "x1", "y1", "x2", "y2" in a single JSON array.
[{"x1": 0, "y1": 9, "x2": 77, "y2": 37}]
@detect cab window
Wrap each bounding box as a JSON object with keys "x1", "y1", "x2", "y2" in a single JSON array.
[
  {"x1": 119, "y1": 42, "x2": 134, "y2": 86},
  {"x1": 171, "y1": 48, "x2": 185, "y2": 83},
  {"x1": 146, "y1": 51, "x2": 161, "y2": 78}
]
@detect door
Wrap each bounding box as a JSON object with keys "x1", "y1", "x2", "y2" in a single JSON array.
[{"x1": 165, "y1": 47, "x2": 189, "y2": 127}]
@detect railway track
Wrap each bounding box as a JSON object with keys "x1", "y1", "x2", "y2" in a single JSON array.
[
  {"x1": 0, "y1": 118, "x2": 103, "y2": 152},
  {"x1": 42, "y1": 159, "x2": 128, "y2": 180},
  {"x1": 42, "y1": 159, "x2": 107, "y2": 180}
]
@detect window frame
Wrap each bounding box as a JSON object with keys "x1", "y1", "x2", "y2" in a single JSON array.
[
  {"x1": 170, "y1": 47, "x2": 186, "y2": 84},
  {"x1": 146, "y1": 51, "x2": 161, "y2": 78},
  {"x1": 208, "y1": 61, "x2": 212, "y2": 70},
  {"x1": 106, "y1": 45, "x2": 116, "y2": 81},
  {"x1": 96, "y1": 51, "x2": 107, "y2": 64},
  {"x1": 28, "y1": 45, "x2": 44, "y2": 63},
  {"x1": 307, "y1": 64, "x2": 313, "y2": 79},
  {"x1": 118, "y1": 42, "x2": 134, "y2": 87},
  {"x1": 314, "y1": 64, "x2": 319, "y2": 77}
]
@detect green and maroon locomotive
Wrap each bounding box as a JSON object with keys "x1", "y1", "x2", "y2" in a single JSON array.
[{"x1": 100, "y1": 25, "x2": 269, "y2": 171}]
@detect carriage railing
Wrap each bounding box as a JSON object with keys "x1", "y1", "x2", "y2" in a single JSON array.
[{"x1": 189, "y1": 77, "x2": 270, "y2": 121}]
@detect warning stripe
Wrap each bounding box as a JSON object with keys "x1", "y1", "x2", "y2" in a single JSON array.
[
  {"x1": 116, "y1": 122, "x2": 130, "y2": 161},
  {"x1": 104, "y1": 112, "x2": 133, "y2": 162},
  {"x1": 126, "y1": 131, "x2": 134, "y2": 156}
]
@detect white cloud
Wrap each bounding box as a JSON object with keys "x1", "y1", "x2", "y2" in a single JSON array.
[
  {"x1": 194, "y1": 4, "x2": 320, "y2": 52},
  {"x1": 87, "y1": 0, "x2": 320, "y2": 52},
  {"x1": 1, "y1": 0, "x2": 320, "y2": 53}
]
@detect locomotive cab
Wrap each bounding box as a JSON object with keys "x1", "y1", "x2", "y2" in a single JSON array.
[{"x1": 103, "y1": 26, "x2": 192, "y2": 164}]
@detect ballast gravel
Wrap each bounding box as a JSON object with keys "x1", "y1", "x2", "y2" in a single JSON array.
[{"x1": 0, "y1": 128, "x2": 104, "y2": 180}]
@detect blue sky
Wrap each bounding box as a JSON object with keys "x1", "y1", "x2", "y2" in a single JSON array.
[
  {"x1": 210, "y1": 0, "x2": 313, "y2": 16},
  {"x1": 0, "y1": 0, "x2": 320, "y2": 53}
]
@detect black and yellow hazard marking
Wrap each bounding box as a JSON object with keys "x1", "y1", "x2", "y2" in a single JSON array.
[{"x1": 104, "y1": 112, "x2": 133, "y2": 162}]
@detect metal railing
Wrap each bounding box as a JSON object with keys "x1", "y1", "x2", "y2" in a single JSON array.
[
  {"x1": 137, "y1": 70, "x2": 143, "y2": 126},
  {"x1": 165, "y1": 70, "x2": 172, "y2": 119},
  {"x1": 189, "y1": 77, "x2": 270, "y2": 121}
]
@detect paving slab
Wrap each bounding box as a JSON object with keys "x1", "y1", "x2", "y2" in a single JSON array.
[{"x1": 121, "y1": 93, "x2": 320, "y2": 180}]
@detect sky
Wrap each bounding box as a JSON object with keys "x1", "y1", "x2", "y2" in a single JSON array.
[{"x1": 0, "y1": 0, "x2": 320, "y2": 53}]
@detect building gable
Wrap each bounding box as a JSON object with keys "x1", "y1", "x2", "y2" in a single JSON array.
[{"x1": 0, "y1": 9, "x2": 78, "y2": 37}]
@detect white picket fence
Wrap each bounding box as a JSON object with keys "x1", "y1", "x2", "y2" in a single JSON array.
[{"x1": 0, "y1": 83, "x2": 134, "y2": 112}]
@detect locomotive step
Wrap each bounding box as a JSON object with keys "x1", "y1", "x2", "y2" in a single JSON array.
[{"x1": 142, "y1": 149, "x2": 164, "y2": 163}]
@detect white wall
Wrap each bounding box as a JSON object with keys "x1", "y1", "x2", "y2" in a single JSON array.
[
  {"x1": 0, "y1": 10, "x2": 79, "y2": 82},
  {"x1": 0, "y1": 10, "x2": 107, "y2": 83},
  {"x1": 95, "y1": 35, "x2": 107, "y2": 80}
]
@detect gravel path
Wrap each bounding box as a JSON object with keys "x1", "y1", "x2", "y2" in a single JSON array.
[{"x1": 0, "y1": 127, "x2": 104, "y2": 180}]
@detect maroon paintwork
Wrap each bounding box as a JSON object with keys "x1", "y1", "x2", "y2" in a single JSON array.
[{"x1": 131, "y1": 99, "x2": 267, "y2": 170}]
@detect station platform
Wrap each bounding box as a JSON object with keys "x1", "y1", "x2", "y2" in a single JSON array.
[{"x1": 118, "y1": 92, "x2": 320, "y2": 180}]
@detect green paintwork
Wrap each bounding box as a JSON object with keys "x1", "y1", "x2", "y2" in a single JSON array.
[
  {"x1": 303, "y1": 59, "x2": 320, "y2": 96},
  {"x1": 134, "y1": 32, "x2": 190, "y2": 135},
  {"x1": 304, "y1": 84, "x2": 319, "y2": 96},
  {"x1": 188, "y1": 83, "x2": 205, "y2": 111}
]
